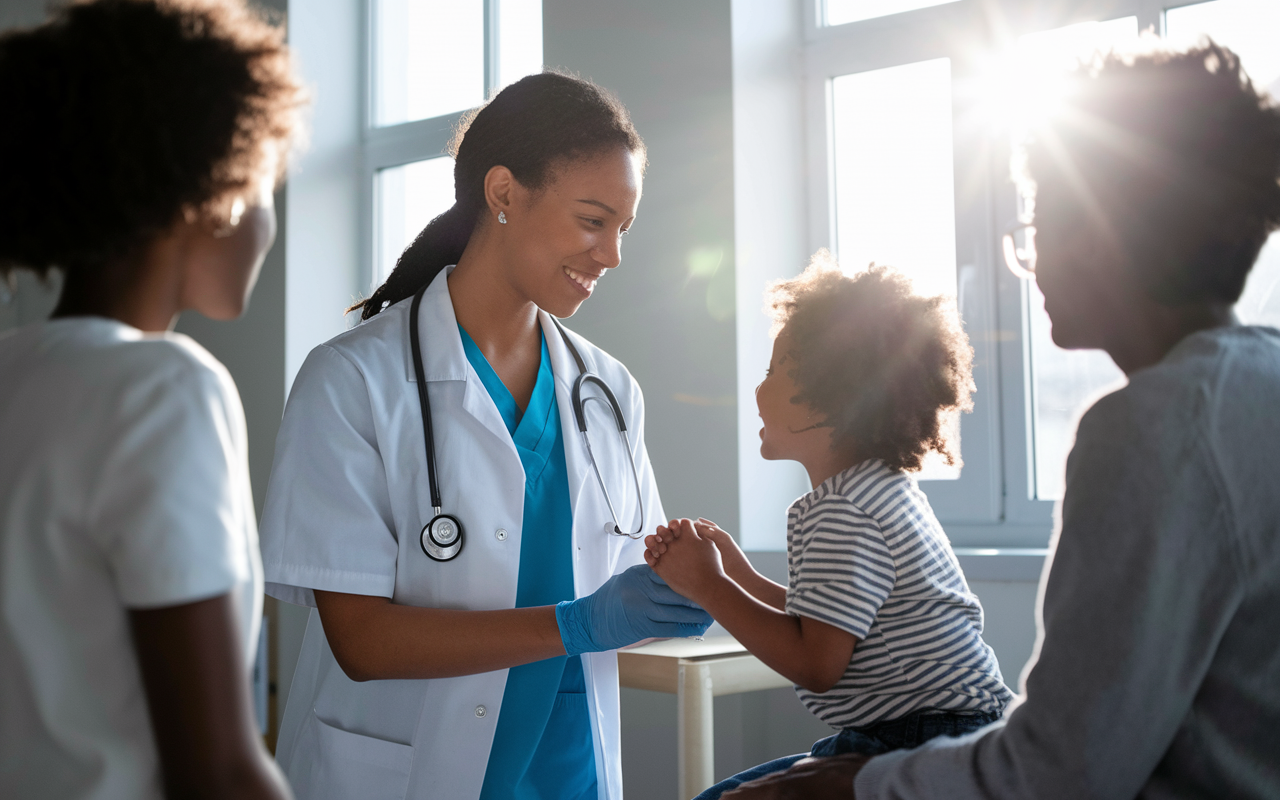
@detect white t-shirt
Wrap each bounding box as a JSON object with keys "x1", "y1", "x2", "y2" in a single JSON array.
[{"x1": 0, "y1": 318, "x2": 262, "y2": 800}]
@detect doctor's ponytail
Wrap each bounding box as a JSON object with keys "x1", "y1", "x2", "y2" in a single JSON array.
[{"x1": 350, "y1": 70, "x2": 645, "y2": 320}]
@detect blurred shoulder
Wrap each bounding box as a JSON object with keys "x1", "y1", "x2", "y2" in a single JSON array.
[
  {"x1": 1084, "y1": 326, "x2": 1280, "y2": 430},
  {"x1": 8, "y1": 318, "x2": 233, "y2": 397},
  {"x1": 1073, "y1": 326, "x2": 1280, "y2": 481}
]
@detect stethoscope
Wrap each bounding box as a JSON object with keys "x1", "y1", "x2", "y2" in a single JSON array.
[{"x1": 409, "y1": 283, "x2": 646, "y2": 562}]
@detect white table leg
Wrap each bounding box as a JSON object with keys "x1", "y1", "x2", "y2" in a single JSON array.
[{"x1": 677, "y1": 662, "x2": 714, "y2": 800}]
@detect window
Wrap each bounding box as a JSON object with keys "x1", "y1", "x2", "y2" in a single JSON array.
[
  {"x1": 1165, "y1": 0, "x2": 1280, "y2": 332},
  {"x1": 803, "y1": 7, "x2": 1004, "y2": 527},
  {"x1": 374, "y1": 0, "x2": 485, "y2": 127},
  {"x1": 831, "y1": 58, "x2": 957, "y2": 300},
  {"x1": 829, "y1": 57, "x2": 961, "y2": 480},
  {"x1": 363, "y1": 0, "x2": 543, "y2": 290},
  {"x1": 1014, "y1": 17, "x2": 1138, "y2": 500},
  {"x1": 376, "y1": 156, "x2": 456, "y2": 283},
  {"x1": 824, "y1": 0, "x2": 960, "y2": 27},
  {"x1": 790, "y1": 0, "x2": 1277, "y2": 546}
]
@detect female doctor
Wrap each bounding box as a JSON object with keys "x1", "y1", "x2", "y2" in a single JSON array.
[{"x1": 259, "y1": 71, "x2": 709, "y2": 800}]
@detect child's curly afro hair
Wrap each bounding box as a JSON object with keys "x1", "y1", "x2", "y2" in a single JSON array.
[{"x1": 766, "y1": 251, "x2": 975, "y2": 473}]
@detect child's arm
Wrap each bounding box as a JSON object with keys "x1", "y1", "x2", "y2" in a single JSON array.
[
  {"x1": 646, "y1": 519, "x2": 855, "y2": 694},
  {"x1": 695, "y1": 519, "x2": 787, "y2": 610}
]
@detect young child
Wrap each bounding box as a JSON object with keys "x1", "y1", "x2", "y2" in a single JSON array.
[{"x1": 646, "y1": 255, "x2": 1012, "y2": 798}]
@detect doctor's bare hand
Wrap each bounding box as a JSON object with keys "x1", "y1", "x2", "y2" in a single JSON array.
[
  {"x1": 555, "y1": 564, "x2": 712, "y2": 655},
  {"x1": 723, "y1": 754, "x2": 868, "y2": 800}
]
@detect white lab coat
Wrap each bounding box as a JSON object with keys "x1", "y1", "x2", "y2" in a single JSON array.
[{"x1": 259, "y1": 267, "x2": 663, "y2": 800}]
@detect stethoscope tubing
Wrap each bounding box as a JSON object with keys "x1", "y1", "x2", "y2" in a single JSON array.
[
  {"x1": 410, "y1": 287, "x2": 464, "y2": 561},
  {"x1": 408, "y1": 284, "x2": 645, "y2": 560}
]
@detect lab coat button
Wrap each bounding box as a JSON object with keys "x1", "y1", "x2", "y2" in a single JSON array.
[
  {"x1": 475, "y1": 705, "x2": 487, "y2": 718},
  {"x1": 495, "y1": 528, "x2": 508, "y2": 541}
]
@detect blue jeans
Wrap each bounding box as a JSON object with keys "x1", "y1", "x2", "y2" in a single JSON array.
[{"x1": 692, "y1": 708, "x2": 1002, "y2": 800}]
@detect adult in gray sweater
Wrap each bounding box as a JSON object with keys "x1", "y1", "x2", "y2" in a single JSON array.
[{"x1": 728, "y1": 39, "x2": 1280, "y2": 800}]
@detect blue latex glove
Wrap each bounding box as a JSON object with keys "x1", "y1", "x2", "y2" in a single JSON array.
[{"x1": 556, "y1": 564, "x2": 713, "y2": 655}]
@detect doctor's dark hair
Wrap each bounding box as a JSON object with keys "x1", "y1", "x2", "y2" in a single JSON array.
[
  {"x1": 1015, "y1": 39, "x2": 1280, "y2": 305},
  {"x1": 0, "y1": 0, "x2": 304, "y2": 278},
  {"x1": 351, "y1": 70, "x2": 646, "y2": 320},
  {"x1": 766, "y1": 252, "x2": 974, "y2": 474}
]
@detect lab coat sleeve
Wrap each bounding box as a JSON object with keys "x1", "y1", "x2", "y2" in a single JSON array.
[{"x1": 259, "y1": 344, "x2": 399, "y2": 607}]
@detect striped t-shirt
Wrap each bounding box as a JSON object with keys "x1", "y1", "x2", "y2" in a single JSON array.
[{"x1": 786, "y1": 459, "x2": 1012, "y2": 728}]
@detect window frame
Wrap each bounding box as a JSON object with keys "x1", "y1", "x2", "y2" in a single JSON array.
[
  {"x1": 799, "y1": 0, "x2": 1178, "y2": 547},
  {"x1": 358, "y1": 0, "x2": 507, "y2": 296}
]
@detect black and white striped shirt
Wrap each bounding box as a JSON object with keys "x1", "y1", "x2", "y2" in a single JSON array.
[{"x1": 786, "y1": 459, "x2": 1012, "y2": 728}]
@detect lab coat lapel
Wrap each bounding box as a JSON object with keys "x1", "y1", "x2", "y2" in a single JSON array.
[
  {"x1": 405, "y1": 267, "x2": 516, "y2": 452},
  {"x1": 540, "y1": 312, "x2": 608, "y2": 598}
]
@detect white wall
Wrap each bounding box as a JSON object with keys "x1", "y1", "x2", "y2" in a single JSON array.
[
  {"x1": 730, "y1": 0, "x2": 813, "y2": 551},
  {"x1": 543, "y1": 0, "x2": 741, "y2": 534}
]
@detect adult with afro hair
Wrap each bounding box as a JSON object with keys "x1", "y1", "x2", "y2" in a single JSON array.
[
  {"x1": 727, "y1": 37, "x2": 1280, "y2": 800},
  {"x1": 0, "y1": 1, "x2": 303, "y2": 799}
]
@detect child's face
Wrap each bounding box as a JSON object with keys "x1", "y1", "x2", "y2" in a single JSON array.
[{"x1": 756, "y1": 331, "x2": 825, "y2": 462}]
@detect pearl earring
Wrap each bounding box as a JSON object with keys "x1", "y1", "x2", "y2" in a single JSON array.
[{"x1": 498, "y1": 212, "x2": 507, "y2": 224}]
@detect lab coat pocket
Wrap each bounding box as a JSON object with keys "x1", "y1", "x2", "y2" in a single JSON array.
[{"x1": 290, "y1": 710, "x2": 415, "y2": 800}]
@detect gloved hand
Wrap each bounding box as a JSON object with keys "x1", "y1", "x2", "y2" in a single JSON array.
[{"x1": 556, "y1": 564, "x2": 713, "y2": 655}]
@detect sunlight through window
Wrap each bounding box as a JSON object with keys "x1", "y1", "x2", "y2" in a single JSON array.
[
  {"x1": 375, "y1": 0, "x2": 485, "y2": 127},
  {"x1": 1166, "y1": 0, "x2": 1280, "y2": 331},
  {"x1": 1015, "y1": 18, "x2": 1137, "y2": 500},
  {"x1": 832, "y1": 58, "x2": 960, "y2": 479},
  {"x1": 498, "y1": 0, "x2": 544, "y2": 90},
  {"x1": 832, "y1": 58, "x2": 956, "y2": 299},
  {"x1": 825, "y1": 0, "x2": 960, "y2": 27},
  {"x1": 377, "y1": 157, "x2": 456, "y2": 287}
]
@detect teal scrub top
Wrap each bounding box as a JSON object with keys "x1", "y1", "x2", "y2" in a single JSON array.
[{"x1": 461, "y1": 325, "x2": 599, "y2": 800}]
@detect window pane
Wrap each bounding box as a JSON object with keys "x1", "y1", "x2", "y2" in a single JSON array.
[
  {"x1": 1027, "y1": 284, "x2": 1126, "y2": 499},
  {"x1": 1017, "y1": 18, "x2": 1138, "y2": 500},
  {"x1": 825, "y1": 0, "x2": 959, "y2": 27},
  {"x1": 498, "y1": 0, "x2": 543, "y2": 90},
  {"x1": 376, "y1": 0, "x2": 485, "y2": 127},
  {"x1": 377, "y1": 157, "x2": 456, "y2": 287},
  {"x1": 832, "y1": 58, "x2": 956, "y2": 298},
  {"x1": 832, "y1": 58, "x2": 958, "y2": 479},
  {"x1": 1166, "y1": 0, "x2": 1280, "y2": 330}
]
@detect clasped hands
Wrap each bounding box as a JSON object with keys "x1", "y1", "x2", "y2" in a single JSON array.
[{"x1": 643, "y1": 517, "x2": 749, "y2": 606}]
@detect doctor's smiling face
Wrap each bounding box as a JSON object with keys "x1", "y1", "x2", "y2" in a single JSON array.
[{"x1": 486, "y1": 146, "x2": 643, "y2": 318}]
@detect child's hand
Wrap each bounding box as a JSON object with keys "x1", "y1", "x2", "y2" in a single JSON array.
[
  {"x1": 643, "y1": 519, "x2": 682, "y2": 563},
  {"x1": 693, "y1": 518, "x2": 754, "y2": 584},
  {"x1": 644, "y1": 518, "x2": 726, "y2": 604}
]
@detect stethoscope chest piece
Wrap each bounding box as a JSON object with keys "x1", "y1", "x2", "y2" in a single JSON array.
[
  {"x1": 407, "y1": 283, "x2": 644, "y2": 564},
  {"x1": 421, "y1": 513, "x2": 464, "y2": 561}
]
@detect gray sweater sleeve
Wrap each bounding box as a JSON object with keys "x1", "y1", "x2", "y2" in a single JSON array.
[{"x1": 855, "y1": 374, "x2": 1245, "y2": 799}]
